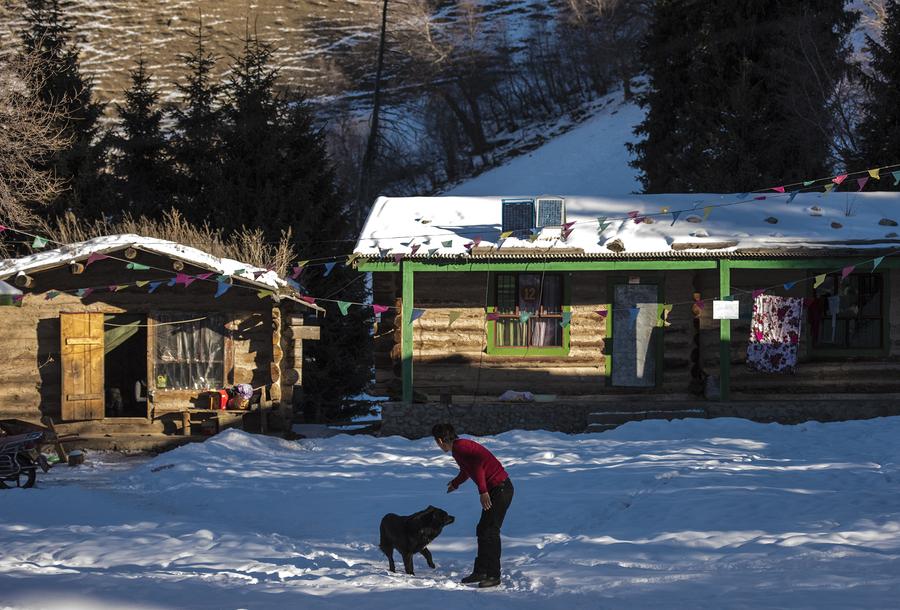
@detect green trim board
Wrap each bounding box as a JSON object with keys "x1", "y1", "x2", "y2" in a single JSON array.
[
  {"x1": 484, "y1": 272, "x2": 571, "y2": 357},
  {"x1": 604, "y1": 275, "x2": 666, "y2": 388},
  {"x1": 719, "y1": 260, "x2": 731, "y2": 401},
  {"x1": 401, "y1": 262, "x2": 414, "y2": 404}
]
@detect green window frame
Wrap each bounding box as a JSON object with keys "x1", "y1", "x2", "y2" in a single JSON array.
[
  {"x1": 810, "y1": 271, "x2": 888, "y2": 355},
  {"x1": 486, "y1": 272, "x2": 571, "y2": 356}
]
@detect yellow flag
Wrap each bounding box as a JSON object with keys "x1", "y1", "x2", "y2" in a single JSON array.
[
  {"x1": 824, "y1": 184, "x2": 834, "y2": 193},
  {"x1": 814, "y1": 273, "x2": 826, "y2": 289},
  {"x1": 703, "y1": 206, "x2": 713, "y2": 221},
  {"x1": 869, "y1": 168, "x2": 881, "y2": 180},
  {"x1": 135, "y1": 280, "x2": 149, "y2": 287},
  {"x1": 660, "y1": 206, "x2": 670, "y2": 214},
  {"x1": 500, "y1": 231, "x2": 513, "y2": 239}
]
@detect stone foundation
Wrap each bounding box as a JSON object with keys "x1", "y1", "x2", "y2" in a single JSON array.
[{"x1": 380, "y1": 399, "x2": 900, "y2": 439}]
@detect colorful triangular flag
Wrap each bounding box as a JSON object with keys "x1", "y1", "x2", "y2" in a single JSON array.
[
  {"x1": 873, "y1": 256, "x2": 884, "y2": 270},
  {"x1": 754, "y1": 196, "x2": 767, "y2": 201},
  {"x1": 802, "y1": 181, "x2": 815, "y2": 187},
  {"x1": 337, "y1": 301, "x2": 351, "y2": 315},
  {"x1": 292, "y1": 261, "x2": 308, "y2": 279},
  {"x1": 427, "y1": 248, "x2": 439, "y2": 256},
  {"x1": 783, "y1": 281, "x2": 796, "y2": 291},
  {"x1": 126, "y1": 262, "x2": 150, "y2": 271},
  {"x1": 409, "y1": 244, "x2": 421, "y2": 256},
  {"x1": 560, "y1": 311, "x2": 572, "y2": 328},
  {"x1": 833, "y1": 174, "x2": 848, "y2": 185},
  {"x1": 752, "y1": 289, "x2": 765, "y2": 299},
  {"x1": 448, "y1": 311, "x2": 462, "y2": 326},
  {"x1": 148, "y1": 282, "x2": 163, "y2": 294},
  {"x1": 519, "y1": 311, "x2": 532, "y2": 324},
  {"x1": 257, "y1": 290, "x2": 275, "y2": 299},
  {"x1": 703, "y1": 206, "x2": 713, "y2": 221},
  {"x1": 393, "y1": 253, "x2": 404, "y2": 263},
  {"x1": 893, "y1": 171, "x2": 900, "y2": 186},
  {"x1": 671, "y1": 211, "x2": 681, "y2": 225},
  {"x1": 442, "y1": 240, "x2": 453, "y2": 248},
  {"x1": 823, "y1": 184, "x2": 835, "y2": 193},
  {"x1": 86, "y1": 253, "x2": 109, "y2": 266},
  {"x1": 841, "y1": 265, "x2": 854, "y2": 280},
  {"x1": 214, "y1": 282, "x2": 232, "y2": 298},
  {"x1": 410, "y1": 308, "x2": 426, "y2": 323},
  {"x1": 787, "y1": 191, "x2": 799, "y2": 204},
  {"x1": 373, "y1": 304, "x2": 389, "y2": 315},
  {"x1": 323, "y1": 262, "x2": 336, "y2": 277},
  {"x1": 45, "y1": 290, "x2": 60, "y2": 300},
  {"x1": 299, "y1": 296, "x2": 317, "y2": 305},
  {"x1": 857, "y1": 177, "x2": 869, "y2": 192},
  {"x1": 135, "y1": 280, "x2": 149, "y2": 287},
  {"x1": 500, "y1": 231, "x2": 513, "y2": 239},
  {"x1": 32, "y1": 236, "x2": 48, "y2": 249},
  {"x1": 869, "y1": 168, "x2": 881, "y2": 180},
  {"x1": 595, "y1": 309, "x2": 608, "y2": 319},
  {"x1": 814, "y1": 274, "x2": 826, "y2": 289},
  {"x1": 485, "y1": 312, "x2": 501, "y2": 321},
  {"x1": 175, "y1": 273, "x2": 195, "y2": 287},
  {"x1": 772, "y1": 186, "x2": 785, "y2": 193}
]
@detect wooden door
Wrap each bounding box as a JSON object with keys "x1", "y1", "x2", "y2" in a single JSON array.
[
  {"x1": 611, "y1": 284, "x2": 660, "y2": 387},
  {"x1": 60, "y1": 312, "x2": 105, "y2": 420}
]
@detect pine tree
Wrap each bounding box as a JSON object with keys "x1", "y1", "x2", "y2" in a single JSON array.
[
  {"x1": 631, "y1": 1, "x2": 858, "y2": 193},
  {"x1": 111, "y1": 57, "x2": 173, "y2": 217},
  {"x1": 20, "y1": 0, "x2": 106, "y2": 216},
  {"x1": 215, "y1": 32, "x2": 370, "y2": 418},
  {"x1": 170, "y1": 24, "x2": 224, "y2": 220},
  {"x1": 855, "y1": 0, "x2": 900, "y2": 189}
]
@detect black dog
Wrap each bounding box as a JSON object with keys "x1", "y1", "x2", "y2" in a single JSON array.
[{"x1": 379, "y1": 505, "x2": 455, "y2": 575}]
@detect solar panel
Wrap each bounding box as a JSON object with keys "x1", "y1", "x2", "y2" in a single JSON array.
[
  {"x1": 502, "y1": 199, "x2": 535, "y2": 235},
  {"x1": 537, "y1": 198, "x2": 565, "y2": 227}
]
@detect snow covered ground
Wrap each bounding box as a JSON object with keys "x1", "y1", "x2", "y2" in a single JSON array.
[{"x1": 2, "y1": 417, "x2": 900, "y2": 609}]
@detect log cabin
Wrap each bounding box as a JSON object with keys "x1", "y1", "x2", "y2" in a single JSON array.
[
  {"x1": 354, "y1": 192, "x2": 900, "y2": 438},
  {"x1": 0, "y1": 234, "x2": 320, "y2": 448}
]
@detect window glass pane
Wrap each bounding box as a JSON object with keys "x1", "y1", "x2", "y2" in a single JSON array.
[
  {"x1": 518, "y1": 274, "x2": 541, "y2": 312},
  {"x1": 496, "y1": 319, "x2": 526, "y2": 347},
  {"x1": 530, "y1": 318, "x2": 562, "y2": 347},
  {"x1": 496, "y1": 275, "x2": 517, "y2": 313},
  {"x1": 541, "y1": 275, "x2": 563, "y2": 313},
  {"x1": 155, "y1": 314, "x2": 225, "y2": 390},
  {"x1": 848, "y1": 318, "x2": 881, "y2": 348},
  {"x1": 858, "y1": 275, "x2": 882, "y2": 316}
]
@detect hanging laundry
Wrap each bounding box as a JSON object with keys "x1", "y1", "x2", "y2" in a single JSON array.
[{"x1": 747, "y1": 295, "x2": 803, "y2": 373}]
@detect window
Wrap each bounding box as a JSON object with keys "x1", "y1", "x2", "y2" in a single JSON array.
[
  {"x1": 813, "y1": 273, "x2": 883, "y2": 350},
  {"x1": 493, "y1": 273, "x2": 565, "y2": 349},
  {"x1": 537, "y1": 198, "x2": 565, "y2": 227},
  {"x1": 154, "y1": 313, "x2": 226, "y2": 390}
]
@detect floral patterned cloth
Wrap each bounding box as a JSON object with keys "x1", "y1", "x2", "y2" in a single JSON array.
[{"x1": 747, "y1": 295, "x2": 803, "y2": 373}]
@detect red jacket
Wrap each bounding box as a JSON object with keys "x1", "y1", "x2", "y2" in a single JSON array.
[{"x1": 450, "y1": 438, "x2": 509, "y2": 494}]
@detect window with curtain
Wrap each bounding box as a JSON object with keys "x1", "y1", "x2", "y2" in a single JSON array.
[
  {"x1": 494, "y1": 273, "x2": 564, "y2": 348},
  {"x1": 813, "y1": 273, "x2": 883, "y2": 349},
  {"x1": 154, "y1": 313, "x2": 226, "y2": 390}
]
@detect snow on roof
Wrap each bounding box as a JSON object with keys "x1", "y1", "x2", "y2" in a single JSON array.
[
  {"x1": 355, "y1": 192, "x2": 900, "y2": 258},
  {"x1": 0, "y1": 234, "x2": 308, "y2": 303}
]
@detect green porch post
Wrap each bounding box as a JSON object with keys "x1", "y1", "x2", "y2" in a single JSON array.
[
  {"x1": 718, "y1": 259, "x2": 731, "y2": 401},
  {"x1": 401, "y1": 261, "x2": 414, "y2": 404}
]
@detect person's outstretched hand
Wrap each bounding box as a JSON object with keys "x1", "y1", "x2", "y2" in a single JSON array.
[
  {"x1": 447, "y1": 481, "x2": 457, "y2": 493},
  {"x1": 480, "y1": 492, "x2": 492, "y2": 511}
]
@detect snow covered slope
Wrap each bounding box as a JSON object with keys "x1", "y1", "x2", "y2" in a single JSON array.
[
  {"x1": 444, "y1": 92, "x2": 643, "y2": 197},
  {"x1": 2, "y1": 418, "x2": 900, "y2": 608}
]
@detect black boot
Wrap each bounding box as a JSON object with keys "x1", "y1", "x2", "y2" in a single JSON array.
[
  {"x1": 460, "y1": 572, "x2": 487, "y2": 584},
  {"x1": 478, "y1": 576, "x2": 501, "y2": 588}
]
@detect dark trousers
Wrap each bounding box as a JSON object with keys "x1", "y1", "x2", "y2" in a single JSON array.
[{"x1": 474, "y1": 478, "x2": 514, "y2": 578}]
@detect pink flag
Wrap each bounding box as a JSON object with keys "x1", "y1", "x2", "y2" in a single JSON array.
[
  {"x1": 299, "y1": 296, "x2": 317, "y2": 304},
  {"x1": 562, "y1": 221, "x2": 576, "y2": 230},
  {"x1": 86, "y1": 253, "x2": 109, "y2": 266},
  {"x1": 393, "y1": 253, "x2": 404, "y2": 263},
  {"x1": 595, "y1": 309, "x2": 608, "y2": 318},
  {"x1": 196, "y1": 272, "x2": 213, "y2": 280},
  {"x1": 752, "y1": 289, "x2": 765, "y2": 299},
  {"x1": 833, "y1": 174, "x2": 848, "y2": 185},
  {"x1": 175, "y1": 273, "x2": 196, "y2": 287},
  {"x1": 772, "y1": 186, "x2": 786, "y2": 193},
  {"x1": 291, "y1": 265, "x2": 304, "y2": 279},
  {"x1": 856, "y1": 177, "x2": 869, "y2": 192},
  {"x1": 473, "y1": 237, "x2": 482, "y2": 247},
  {"x1": 627, "y1": 210, "x2": 640, "y2": 220},
  {"x1": 841, "y1": 265, "x2": 854, "y2": 280},
  {"x1": 485, "y1": 312, "x2": 501, "y2": 321},
  {"x1": 409, "y1": 244, "x2": 421, "y2": 255},
  {"x1": 0, "y1": 225, "x2": 7, "y2": 232},
  {"x1": 108, "y1": 285, "x2": 119, "y2": 292},
  {"x1": 754, "y1": 196, "x2": 766, "y2": 201},
  {"x1": 372, "y1": 304, "x2": 389, "y2": 314}
]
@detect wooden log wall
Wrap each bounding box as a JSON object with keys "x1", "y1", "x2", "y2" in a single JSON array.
[
  {"x1": 372, "y1": 269, "x2": 698, "y2": 398},
  {"x1": 695, "y1": 268, "x2": 900, "y2": 397},
  {"x1": 0, "y1": 250, "x2": 275, "y2": 423}
]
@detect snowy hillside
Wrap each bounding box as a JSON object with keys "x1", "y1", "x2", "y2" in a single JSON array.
[
  {"x1": 3, "y1": 418, "x2": 900, "y2": 608},
  {"x1": 444, "y1": 91, "x2": 643, "y2": 196}
]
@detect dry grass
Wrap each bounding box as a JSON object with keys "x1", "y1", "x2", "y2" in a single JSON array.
[{"x1": 48, "y1": 208, "x2": 296, "y2": 275}]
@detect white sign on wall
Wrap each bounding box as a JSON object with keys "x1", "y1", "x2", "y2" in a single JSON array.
[{"x1": 712, "y1": 300, "x2": 740, "y2": 320}]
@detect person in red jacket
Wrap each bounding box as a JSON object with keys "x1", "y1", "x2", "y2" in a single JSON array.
[{"x1": 432, "y1": 423, "x2": 514, "y2": 589}]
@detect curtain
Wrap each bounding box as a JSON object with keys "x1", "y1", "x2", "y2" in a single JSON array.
[{"x1": 154, "y1": 314, "x2": 225, "y2": 390}]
